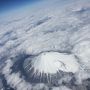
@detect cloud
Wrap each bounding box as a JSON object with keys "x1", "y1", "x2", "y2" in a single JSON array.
[
  {"x1": 1, "y1": 60, "x2": 32, "y2": 90},
  {"x1": 0, "y1": 0, "x2": 90, "y2": 90}
]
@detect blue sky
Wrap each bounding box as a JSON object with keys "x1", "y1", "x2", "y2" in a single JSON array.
[
  {"x1": 0, "y1": 0, "x2": 80, "y2": 13},
  {"x1": 0, "y1": 0, "x2": 89, "y2": 14},
  {"x1": 0, "y1": 0, "x2": 40, "y2": 13}
]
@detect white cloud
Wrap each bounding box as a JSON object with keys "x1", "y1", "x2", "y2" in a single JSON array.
[
  {"x1": 2, "y1": 60, "x2": 32, "y2": 90},
  {"x1": 52, "y1": 86, "x2": 72, "y2": 90},
  {"x1": 0, "y1": 0, "x2": 90, "y2": 89}
]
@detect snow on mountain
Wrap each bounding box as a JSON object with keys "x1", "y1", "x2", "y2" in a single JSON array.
[{"x1": 24, "y1": 52, "x2": 79, "y2": 76}]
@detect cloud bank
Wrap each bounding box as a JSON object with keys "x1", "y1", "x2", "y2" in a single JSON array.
[{"x1": 0, "y1": 0, "x2": 90, "y2": 90}]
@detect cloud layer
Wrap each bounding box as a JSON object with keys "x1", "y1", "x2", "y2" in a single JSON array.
[{"x1": 0, "y1": 0, "x2": 90, "y2": 90}]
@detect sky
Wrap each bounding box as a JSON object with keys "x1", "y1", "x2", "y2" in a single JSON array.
[{"x1": 0, "y1": 0, "x2": 40, "y2": 13}]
